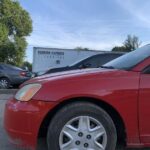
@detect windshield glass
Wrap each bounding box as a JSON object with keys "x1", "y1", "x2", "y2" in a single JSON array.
[
  {"x1": 103, "y1": 45, "x2": 150, "y2": 70},
  {"x1": 69, "y1": 56, "x2": 92, "y2": 67}
]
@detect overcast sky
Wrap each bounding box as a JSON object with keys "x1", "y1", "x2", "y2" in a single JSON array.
[{"x1": 19, "y1": 0, "x2": 150, "y2": 62}]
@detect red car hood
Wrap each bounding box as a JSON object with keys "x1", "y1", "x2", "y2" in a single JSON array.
[{"x1": 24, "y1": 68, "x2": 118, "y2": 85}]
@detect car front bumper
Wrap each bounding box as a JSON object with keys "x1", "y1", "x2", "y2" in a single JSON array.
[{"x1": 4, "y1": 98, "x2": 56, "y2": 150}]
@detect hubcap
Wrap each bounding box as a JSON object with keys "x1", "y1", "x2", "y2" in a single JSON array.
[
  {"x1": 0, "y1": 79, "x2": 9, "y2": 89},
  {"x1": 59, "y1": 116, "x2": 107, "y2": 150}
]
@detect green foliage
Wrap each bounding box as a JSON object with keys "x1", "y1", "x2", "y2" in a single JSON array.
[
  {"x1": 0, "y1": 23, "x2": 8, "y2": 45},
  {"x1": 112, "y1": 35, "x2": 142, "y2": 52},
  {"x1": 123, "y1": 35, "x2": 141, "y2": 51},
  {"x1": 22, "y1": 61, "x2": 32, "y2": 71},
  {"x1": 112, "y1": 46, "x2": 127, "y2": 52},
  {"x1": 0, "y1": 0, "x2": 32, "y2": 66},
  {"x1": 75, "y1": 47, "x2": 89, "y2": 51}
]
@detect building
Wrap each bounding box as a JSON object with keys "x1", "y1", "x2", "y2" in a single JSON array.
[{"x1": 32, "y1": 47, "x2": 105, "y2": 72}]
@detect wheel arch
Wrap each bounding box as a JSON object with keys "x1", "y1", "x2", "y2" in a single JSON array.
[
  {"x1": 0, "y1": 76, "x2": 11, "y2": 82},
  {"x1": 0, "y1": 76, "x2": 9, "y2": 79},
  {"x1": 38, "y1": 97, "x2": 127, "y2": 147}
]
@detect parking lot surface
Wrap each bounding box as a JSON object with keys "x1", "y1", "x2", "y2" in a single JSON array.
[{"x1": 0, "y1": 93, "x2": 149, "y2": 150}]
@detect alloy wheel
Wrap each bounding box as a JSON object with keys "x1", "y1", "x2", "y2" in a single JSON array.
[
  {"x1": 0, "y1": 79, "x2": 9, "y2": 89},
  {"x1": 59, "y1": 116, "x2": 107, "y2": 150}
]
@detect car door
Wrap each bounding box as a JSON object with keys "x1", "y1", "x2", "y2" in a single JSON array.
[
  {"x1": 139, "y1": 66, "x2": 150, "y2": 144},
  {"x1": 0, "y1": 65, "x2": 4, "y2": 77}
]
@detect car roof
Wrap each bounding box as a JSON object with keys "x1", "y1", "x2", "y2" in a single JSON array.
[
  {"x1": 0, "y1": 63, "x2": 23, "y2": 70},
  {"x1": 96, "y1": 52, "x2": 125, "y2": 55},
  {"x1": 0, "y1": 63, "x2": 13, "y2": 67},
  {"x1": 87, "y1": 52, "x2": 125, "y2": 58}
]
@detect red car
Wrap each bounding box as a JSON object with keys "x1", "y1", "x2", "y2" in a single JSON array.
[{"x1": 4, "y1": 45, "x2": 150, "y2": 150}]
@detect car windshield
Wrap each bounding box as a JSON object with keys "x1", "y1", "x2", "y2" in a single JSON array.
[
  {"x1": 103, "y1": 45, "x2": 150, "y2": 70},
  {"x1": 69, "y1": 56, "x2": 92, "y2": 67}
]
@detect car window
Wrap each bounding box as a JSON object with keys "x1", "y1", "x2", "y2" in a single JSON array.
[
  {"x1": 103, "y1": 45, "x2": 150, "y2": 70},
  {"x1": 143, "y1": 66, "x2": 150, "y2": 74},
  {"x1": 97, "y1": 54, "x2": 122, "y2": 66},
  {"x1": 82, "y1": 54, "x2": 122, "y2": 67},
  {"x1": 82, "y1": 56, "x2": 100, "y2": 68},
  {"x1": 69, "y1": 56, "x2": 92, "y2": 67},
  {"x1": 76, "y1": 54, "x2": 123, "y2": 68}
]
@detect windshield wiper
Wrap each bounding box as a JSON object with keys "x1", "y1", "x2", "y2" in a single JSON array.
[{"x1": 100, "y1": 66, "x2": 115, "y2": 69}]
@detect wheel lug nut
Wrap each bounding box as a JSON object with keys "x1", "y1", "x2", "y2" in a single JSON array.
[
  {"x1": 75, "y1": 141, "x2": 80, "y2": 145},
  {"x1": 87, "y1": 135, "x2": 91, "y2": 139},
  {"x1": 84, "y1": 143, "x2": 89, "y2": 148},
  {"x1": 78, "y1": 132, "x2": 83, "y2": 137}
]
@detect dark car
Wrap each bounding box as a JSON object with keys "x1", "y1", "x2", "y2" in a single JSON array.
[
  {"x1": 0, "y1": 63, "x2": 32, "y2": 89},
  {"x1": 45, "y1": 52, "x2": 124, "y2": 74}
]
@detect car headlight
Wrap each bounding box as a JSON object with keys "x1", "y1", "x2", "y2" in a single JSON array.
[{"x1": 15, "y1": 84, "x2": 42, "y2": 102}]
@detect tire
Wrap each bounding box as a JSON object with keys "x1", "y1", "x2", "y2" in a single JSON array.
[
  {"x1": 0, "y1": 77, "x2": 10, "y2": 89},
  {"x1": 47, "y1": 102, "x2": 117, "y2": 150}
]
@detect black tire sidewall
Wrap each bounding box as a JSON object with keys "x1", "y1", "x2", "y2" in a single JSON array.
[{"x1": 47, "y1": 102, "x2": 117, "y2": 150}]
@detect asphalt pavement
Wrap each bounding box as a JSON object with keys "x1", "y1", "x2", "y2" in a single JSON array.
[{"x1": 0, "y1": 92, "x2": 149, "y2": 150}]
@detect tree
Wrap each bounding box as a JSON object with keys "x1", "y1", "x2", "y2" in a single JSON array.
[
  {"x1": 123, "y1": 35, "x2": 141, "y2": 51},
  {"x1": 0, "y1": 23, "x2": 8, "y2": 45},
  {"x1": 22, "y1": 61, "x2": 32, "y2": 71},
  {"x1": 112, "y1": 46, "x2": 127, "y2": 52},
  {"x1": 75, "y1": 47, "x2": 89, "y2": 51},
  {"x1": 112, "y1": 35, "x2": 141, "y2": 52},
  {"x1": 0, "y1": 0, "x2": 32, "y2": 66}
]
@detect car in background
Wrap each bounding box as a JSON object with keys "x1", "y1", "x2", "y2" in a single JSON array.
[
  {"x1": 0, "y1": 63, "x2": 32, "y2": 89},
  {"x1": 45, "y1": 52, "x2": 124, "y2": 75}
]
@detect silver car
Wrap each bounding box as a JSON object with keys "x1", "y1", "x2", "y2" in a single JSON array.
[{"x1": 0, "y1": 63, "x2": 31, "y2": 89}]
